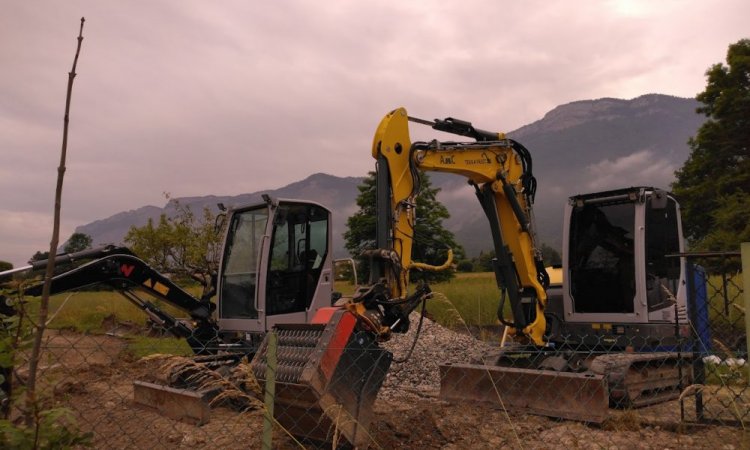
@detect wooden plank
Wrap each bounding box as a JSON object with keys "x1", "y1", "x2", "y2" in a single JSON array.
[{"x1": 133, "y1": 380, "x2": 210, "y2": 425}]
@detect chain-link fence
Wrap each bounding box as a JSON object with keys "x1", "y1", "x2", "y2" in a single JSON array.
[
  {"x1": 1, "y1": 251, "x2": 748, "y2": 449},
  {"x1": 682, "y1": 252, "x2": 747, "y2": 427}
]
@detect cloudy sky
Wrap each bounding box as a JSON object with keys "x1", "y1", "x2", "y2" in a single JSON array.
[{"x1": 1, "y1": 1, "x2": 747, "y2": 267}]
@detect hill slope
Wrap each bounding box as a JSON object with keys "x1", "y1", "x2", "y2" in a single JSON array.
[{"x1": 75, "y1": 94, "x2": 704, "y2": 259}]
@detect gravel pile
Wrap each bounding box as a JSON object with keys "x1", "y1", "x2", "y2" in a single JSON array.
[{"x1": 378, "y1": 312, "x2": 495, "y2": 400}]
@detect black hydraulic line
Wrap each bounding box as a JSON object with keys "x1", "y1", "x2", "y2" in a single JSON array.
[
  {"x1": 408, "y1": 115, "x2": 498, "y2": 141},
  {"x1": 23, "y1": 254, "x2": 214, "y2": 321},
  {"x1": 373, "y1": 153, "x2": 391, "y2": 283},
  {"x1": 392, "y1": 295, "x2": 428, "y2": 364},
  {"x1": 431, "y1": 117, "x2": 499, "y2": 142},
  {"x1": 496, "y1": 172, "x2": 530, "y2": 233},
  {"x1": 495, "y1": 168, "x2": 549, "y2": 292},
  {"x1": 119, "y1": 289, "x2": 194, "y2": 339},
  {"x1": 1, "y1": 245, "x2": 135, "y2": 279},
  {"x1": 474, "y1": 183, "x2": 526, "y2": 329},
  {"x1": 29, "y1": 245, "x2": 135, "y2": 269},
  {"x1": 509, "y1": 140, "x2": 537, "y2": 202},
  {"x1": 536, "y1": 259, "x2": 550, "y2": 291}
]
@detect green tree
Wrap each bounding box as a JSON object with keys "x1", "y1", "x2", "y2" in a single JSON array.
[
  {"x1": 672, "y1": 39, "x2": 750, "y2": 250},
  {"x1": 456, "y1": 260, "x2": 474, "y2": 272},
  {"x1": 344, "y1": 174, "x2": 378, "y2": 259},
  {"x1": 63, "y1": 232, "x2": 92, "y2": 254},
  {"x1": 0, "y1": 262, "x2": 11, "y2": 272},
  {"x1": 124, "y1": 197, "x2": 222, "y2": 288},
  {"x1": 474, "y1": 250, "x2": 495, "y2": 272},
  {"x1": 344, "y1": 172, "x2": 463, "y2": 283},
  {"x1": 540, "y1": 243, "x2": 562, "y2": 266},
  {"x1": 30, "y1": 251, "x2": 49, "y2": 262}
]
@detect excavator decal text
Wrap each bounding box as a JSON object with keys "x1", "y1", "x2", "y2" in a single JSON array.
[{"x1": 465, "y1": 152, "x2": 492, "y2": 165}]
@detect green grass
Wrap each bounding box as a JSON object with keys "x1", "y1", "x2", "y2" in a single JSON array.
[
  {"x1": 27, "y1": 285, "x2": 204, "y2": 333},
  {"x1": 422, "y1": 272, "x2": 503, "y2": 328},
  {"x1": 11, "y1": 288, "x2": 200, "y2": 359},
  {"x1": 35, "y1": 271, "x2": 744, "y2": 348},
  {"x1": 21, "y1": 273, "x2": 501, "y2": 337},
  {"x1": 705, "y1": 273, "x2": 745, "y2": 336},
  {"x1": 336, "y1": 272, "x2": 504, "y2": 329}
]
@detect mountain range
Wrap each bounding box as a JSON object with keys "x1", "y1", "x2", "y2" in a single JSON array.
[{"x1": 74, "y1": 94, "x2": 705, "y2": 259}]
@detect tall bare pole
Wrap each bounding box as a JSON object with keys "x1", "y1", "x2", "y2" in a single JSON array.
[{"x1": 24, "y1": 17, "x2": 85, "y2": 429}]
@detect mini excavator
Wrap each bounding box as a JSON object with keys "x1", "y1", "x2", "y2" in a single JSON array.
[{"x1": 368, "y1": 108, "x2": 694, "y2": 424}]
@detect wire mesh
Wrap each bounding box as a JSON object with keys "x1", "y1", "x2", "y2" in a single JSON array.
[{"x1": 0, "y1": 254, "x2": 747, "y2": 449}]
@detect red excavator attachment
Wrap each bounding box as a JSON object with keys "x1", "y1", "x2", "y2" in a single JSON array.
[{"x1": 251, "y1": 309, "x2": 391, "y2": 448}]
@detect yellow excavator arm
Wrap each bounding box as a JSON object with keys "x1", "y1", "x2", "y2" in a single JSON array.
[{"x1": 366, "y1": 107, "x2": 549, "y2": 345}]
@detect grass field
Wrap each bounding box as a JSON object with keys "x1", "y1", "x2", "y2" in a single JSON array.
[
  {"x1": 39, "y1": 287, "x2": 202, "y2": 332},
  {"x1": 20, "y1": 273, "x2": 500, "y2": 357},
  {"x1": 408, "y1": 272, "x2": 503, "y2": 327},
  {"x1": 33, "y1": 271, "x2": 746, "y2": 332},
  {"x1": 32, "y1": 273, "x2": 502, "y2": 334},
  {"x1": 23, "y1": 271, "x2": 745, "y2": 360},
  {"x1": 19, "y1": 286, "x2": 203, "y2": 357},
  {"x1": 704, "y1": 273, "x2": 745, "y2": 335},
  {"x1": 335, "y1": 272, "x2": 503, "y2": 329}
]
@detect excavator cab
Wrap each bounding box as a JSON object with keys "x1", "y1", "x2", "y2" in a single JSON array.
[
  {"x1": 217, "y1": 197, "x2": 335, "y2": 335},
  {"x1": 560, "y1": 187, "x2": 688, "y2": 347},
  {"x1": 217, "y1": 197, "x2": 389, "y2": 447}
]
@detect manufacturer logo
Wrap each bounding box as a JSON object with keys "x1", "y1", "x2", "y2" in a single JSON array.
[{"x1": 120, "y1": 264, "x2": 135, "y2": 277}]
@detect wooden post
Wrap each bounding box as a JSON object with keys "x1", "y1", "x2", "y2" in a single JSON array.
[{"x1": 25, "y1": 17, "x2": 85, "y2": 427}]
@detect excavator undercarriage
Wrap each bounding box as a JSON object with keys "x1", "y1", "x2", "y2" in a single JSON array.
[{"x1": 440, "y1": 346, "x2": 692, "y2": 423}]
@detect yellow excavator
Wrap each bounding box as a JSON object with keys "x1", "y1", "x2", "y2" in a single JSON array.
[{"x1": 359, "y1": 107, "x2": 693, "y2": 425}]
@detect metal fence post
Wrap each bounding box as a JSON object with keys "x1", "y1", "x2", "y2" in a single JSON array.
[
  {"x1": 742, "y1": 243, "x2": 750, "y2": 383},
  {"x1": 262, "y1": 330, "x2": 278, "y2": 450},
  {"x1": 686, "y1": 260, "x2": 704, "y2": 421}
]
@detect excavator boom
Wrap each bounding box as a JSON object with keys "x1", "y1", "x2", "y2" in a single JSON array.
[
  {"x1": 368, "y1": 108, "x2": 549, "y2": 344},
  {"x1": 1, "y1": 246, "x2": 220, "y2": 352}
]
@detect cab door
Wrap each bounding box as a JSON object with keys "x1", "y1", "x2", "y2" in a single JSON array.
[
  {"x1": 217, "y1": 204, "x2": 270, "y2": 333},
  {"x1": 263, "y1": 202, "x2": 331, "y2": 329}
]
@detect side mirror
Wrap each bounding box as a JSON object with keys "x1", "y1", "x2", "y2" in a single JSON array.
[
  {"x1": 331, "y1": 291, "x2": 342, "y2": 306},
  {"x1": 214, "y1": 213, "x2": 227, "y2": 234},
  {"x1": 333, "y1": 258, "x2": 358, "y2": 286}
]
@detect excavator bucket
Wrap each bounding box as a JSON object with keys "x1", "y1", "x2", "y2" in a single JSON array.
[
  {"x1": 251, "y1": 310, "x2": 391, "y2": 448},
  {"x1": 439, "y1": 362, "x2": 609, "y2": 423}
]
